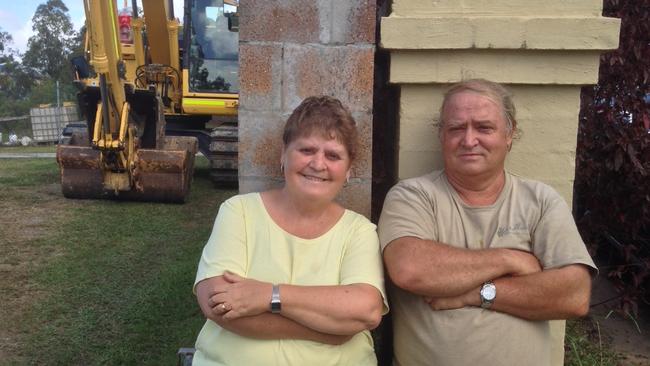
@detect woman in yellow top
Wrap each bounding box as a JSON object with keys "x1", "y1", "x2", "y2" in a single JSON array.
[{"x1": 193, "y1": 96, "x2": 388, "y2": 365}]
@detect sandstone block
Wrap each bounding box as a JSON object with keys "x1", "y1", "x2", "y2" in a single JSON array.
[
  {"x1": 238, "y1": 110, "x2": 288, "y2": 178},
  {"x1": 283, "y1": 44, "x2": 374, "y2": 113},
  {"x1": 239, "y1": 0, "x2": 320, "y2": 43},
  {"x1": 239, "y1": 43, "x2": 283, "y2": 111}
]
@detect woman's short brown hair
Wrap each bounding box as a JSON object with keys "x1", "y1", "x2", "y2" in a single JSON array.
[{"x1": 283, "y1": 96, "x2": 358, "y2": 162}]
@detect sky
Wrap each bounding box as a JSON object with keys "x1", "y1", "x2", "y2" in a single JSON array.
[{"x1": 0, "y1": 0, "x2": 183, "y2": 55}]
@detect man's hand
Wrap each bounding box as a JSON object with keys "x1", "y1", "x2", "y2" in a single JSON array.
[
  {"x1": 209, "y1": 271, "x2": 272, "y2": 320},
  {"x1": 504, "y1": 249, "x2": 543, "y2": 276},
  {"x1": 423, "y1": 286, "x2": 480, "y2": 311}
]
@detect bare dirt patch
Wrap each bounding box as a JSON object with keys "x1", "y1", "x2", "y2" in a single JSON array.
[{"x1": 590, "y1": 275, "x2": 650, "y2": 365}]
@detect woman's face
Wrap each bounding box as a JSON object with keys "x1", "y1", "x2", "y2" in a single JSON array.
[{"x1": 282, "y1": 133, "x2": 351, "y2": 204}]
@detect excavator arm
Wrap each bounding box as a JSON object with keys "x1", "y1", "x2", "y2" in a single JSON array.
[
  {"x1": 56, "y1": 0, "x2": 198, "y2": 203},
  {"x1": 86, "y1": 0, "x2": 132, "y2": 190}
]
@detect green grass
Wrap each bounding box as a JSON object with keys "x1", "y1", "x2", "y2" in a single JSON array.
[
  {"x1": 3, "y1": 156, "x2": 236, "y2": 365},
  {"x1": 565, "y1": 318, "x2": 620, "y2": 366},
  {"x1": 0, "y1": 159, "x2": 59, "y2": 186},
  {"x1": 0, "y1": 145, "x2": 57, "y2": 153}
]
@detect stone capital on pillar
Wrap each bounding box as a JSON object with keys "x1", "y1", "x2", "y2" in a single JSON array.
[{"x1": 380, "y1": 0, "x2": 620, "y2": 203}]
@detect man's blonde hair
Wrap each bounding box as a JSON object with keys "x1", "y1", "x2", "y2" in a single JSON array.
[{"x1": 438, "y1": 79, "x2": 519, "y2": 137}]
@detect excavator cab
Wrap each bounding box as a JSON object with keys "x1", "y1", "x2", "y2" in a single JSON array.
[
  {"x1": 185, "y1": 0, "x2": 239, "y2": 96},
  {"x1": 176, "y1": 0, "x2": 239, "y2": 184}
]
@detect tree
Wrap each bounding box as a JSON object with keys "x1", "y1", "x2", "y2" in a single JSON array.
[
  {"x1": 0, "y1": 29, "x2": 12, "y2": 56},
  {"x1": 0, "y1": 28, "x2": 35, "y2": 116},
  {"x1": 70, "y1": 25, "x2": 87, "y2": 59},
  {"x1": 22, "y1": 0, "x2": 76, "y2": 81},
  {"x1": 575, "y1": 0, "x2": 650, "y2": 314}
]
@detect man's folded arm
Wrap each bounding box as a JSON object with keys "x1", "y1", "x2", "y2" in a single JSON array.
[
  {"x1": 383, "y1": 236, "x2": 542, "y2": 297},
  {"x1": 489, "y1": 264, "x2": 592, "y2": 320}
]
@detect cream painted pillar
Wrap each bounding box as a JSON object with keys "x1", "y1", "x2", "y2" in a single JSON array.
[{"x1": 380, "y1": 1, "x2": 620, "y2": 365}]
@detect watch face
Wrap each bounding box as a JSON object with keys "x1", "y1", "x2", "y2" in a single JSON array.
[{"x1": 481, "y1": 284, "x2": 496, "y2": 300}]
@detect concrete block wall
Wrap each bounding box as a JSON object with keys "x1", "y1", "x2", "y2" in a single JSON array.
[
  {"x1": 380, "y1": 1, "x2": 620, "y2": 364},
  {"x1": 238, "y1": 0, "x2": 376, "y2": 217}
]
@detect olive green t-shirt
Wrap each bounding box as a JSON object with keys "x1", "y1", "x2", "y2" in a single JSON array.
[{"x1": 378, "y1": 171, "x2": 596, "y2": 366}]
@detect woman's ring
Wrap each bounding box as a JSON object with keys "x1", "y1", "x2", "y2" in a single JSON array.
[{"x1": 220, "y1": 303, "x2": 227, "y2": 311}]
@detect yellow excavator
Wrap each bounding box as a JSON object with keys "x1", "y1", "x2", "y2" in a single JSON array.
[{"x1": 58, "y1": 0, "x2": 239, "y2": 203}]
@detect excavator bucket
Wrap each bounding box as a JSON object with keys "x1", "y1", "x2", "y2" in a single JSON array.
[
  {"x1": 131, "y1": 136, "x2": 198, "y2": 202},
  {"x1": 57, "y1": 136, "x2": 198, "y2": 203},
  {"x1": 56, "y1": 145, "x2": 104, "y2": 199}
]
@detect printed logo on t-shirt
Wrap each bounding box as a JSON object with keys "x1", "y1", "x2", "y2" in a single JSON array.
[{"x1": 497, "y1": 223, "x2": 528, "y2": 237}]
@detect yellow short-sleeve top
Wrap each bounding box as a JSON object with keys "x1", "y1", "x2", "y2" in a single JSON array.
[{"x1": 193, "y1": 193, "x2": 388, "y2": 366}]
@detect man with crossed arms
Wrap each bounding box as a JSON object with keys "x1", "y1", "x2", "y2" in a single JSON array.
[{"x1": 378, "y1": 79, "x2": 596, "y2": 365}]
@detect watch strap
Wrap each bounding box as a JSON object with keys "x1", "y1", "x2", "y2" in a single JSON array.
[{"x1": 270, "y1": 284, "x2": 281, "y2": 313}]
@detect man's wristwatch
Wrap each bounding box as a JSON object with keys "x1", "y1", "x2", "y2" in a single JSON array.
[
  {"x1": 270, "y1": 284, "x2": 281, "y2": 313},
  {"x1": 480, "y1": 281, "x2": 496, "y2": 309}
]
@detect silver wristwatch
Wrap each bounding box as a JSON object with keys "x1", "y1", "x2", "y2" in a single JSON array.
[
  {"x1": 270, "y1": 284, "x2": 281, "y2": 313},
  {"x1": 480, "y1": 281, "x2": 496, "y2": 309}
]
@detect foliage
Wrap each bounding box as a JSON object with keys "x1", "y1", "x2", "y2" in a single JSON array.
[
  {"x1": 575, "y1": 0, "x2": 650, "y2": 315},
  {"x1": 29, "y1": 78, "x2": 78, "y2": 106},
  {"x1": 0, "y1": 29, "x2": 12, "y2": 55},
  {"x1": 0, "y1": 28, "x2": 36, "y2": 116},
  {"x1": 70, "y1": 25, "x2": 87, "y2": 59},
  {"x1": 0, "y1": 1, "x2": 82, "y2": 117},
  {"x1": 22, "y1": 0, "x2": 77, "y2": 82}
]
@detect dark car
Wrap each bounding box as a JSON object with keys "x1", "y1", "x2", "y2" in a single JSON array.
[{"x1": 58, "y1": 122, "x2": 88, "y2": 145}]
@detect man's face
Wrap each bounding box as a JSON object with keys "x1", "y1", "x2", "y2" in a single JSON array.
[{"x1": 440, "y1": 91, "x2": 513, "y2": 180}]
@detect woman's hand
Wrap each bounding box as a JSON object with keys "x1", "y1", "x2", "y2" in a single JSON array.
[{"x1": 209, "y1": 271, "x2": 273, "y2": 320}]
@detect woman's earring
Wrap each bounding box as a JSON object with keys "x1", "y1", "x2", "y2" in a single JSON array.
[{"x1": 280, "y1": 163, "x2": 284, "y2": 174}]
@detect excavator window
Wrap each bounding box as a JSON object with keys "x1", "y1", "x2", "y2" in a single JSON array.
[{"x1": 188, "y1": 0, "x2": 239, "y2": 94}]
